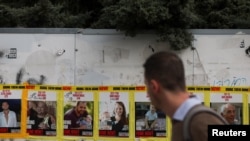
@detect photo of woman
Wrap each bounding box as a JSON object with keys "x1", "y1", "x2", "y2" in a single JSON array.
[
  {"x1": 99, "y1": 91, "x2": 129, "y2": 137},
  {"x1": 110, "y1": 101, "x2": 128, "y2": 132}
]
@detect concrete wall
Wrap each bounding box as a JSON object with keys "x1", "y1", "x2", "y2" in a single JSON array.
[
  {"x1": 185, "y1": 30, "x2": 250, "y2": 86},
  {"x1": 0, "y1": 28, "x2": 250, "y2": 86}
]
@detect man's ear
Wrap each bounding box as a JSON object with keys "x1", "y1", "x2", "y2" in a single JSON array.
[{"x1": 150, "y1": 79, "x2": 160, "y2": 93}]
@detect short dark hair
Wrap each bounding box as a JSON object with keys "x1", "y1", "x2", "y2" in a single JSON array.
[
  {"x1": 1, "y1": 101, "x2": 9, "y2": 106},
  {"x1": 76, "y1": 101, "x2": 88, "y2": 117},
  {"x1": 143, "y1": 51, "x2": 186, "y2": 91},
  {"x1": 76, "y1": 101, "x2": 87, "y2": 106}
]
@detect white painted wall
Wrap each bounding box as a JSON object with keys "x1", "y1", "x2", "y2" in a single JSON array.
[
  {"x1": 187, "y1": 32, "x2": 250, "y2": 86},
  {"x1": 75, "y1": 33, "x2": 169, "y2": 85},
  {"x1": 0, "y1": 33, "x2": 75, "y2": 85},
  {"x1": 0, "y1": 29, "x2": 250, "y2": 86}
]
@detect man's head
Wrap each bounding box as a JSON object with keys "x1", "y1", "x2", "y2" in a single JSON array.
[
  {"x1": 143, "y1": 51, "x2": 186, "y2": 110},
  {"x1": 1, "y1": 101, "x2": 9, "y2": 111},
  {"x1": 220, "y1": 103, "x2": 236, "y2": 124},
  {"x1": 75, "y1": 101, "x2": 88, "y2": 116}
]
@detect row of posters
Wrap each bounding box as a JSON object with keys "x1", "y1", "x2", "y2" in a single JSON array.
[{"x1": 0, "y1": 85, "x2": 250, "y2": 140}]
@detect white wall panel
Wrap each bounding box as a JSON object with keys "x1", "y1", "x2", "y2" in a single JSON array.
[{"x1": 0, "y1": 29, "x2": 250, "y2": 86}]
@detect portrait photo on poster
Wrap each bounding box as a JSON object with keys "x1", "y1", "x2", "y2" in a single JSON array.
[
  {"x1": 135, "y1": 102, "x2": 166, "y2": 137},
  {"x1": 99, "y1": 91, "x2": 129, "y2": 137},
  {"x1": 64, "y1": 100, "x2": 94, "y2": 136},
  {"x1": 210, "y1": 92, "x2": 243, "y2": 125},
  {"x1": 27, "y1": 100, "x2": 57, "y2": 136},
  {"x1": 0, "y1": 99, "x2": 21, "y2": 133},
  {"x1": 210, "y1": 102, "x2": 243, "y2": 125}
]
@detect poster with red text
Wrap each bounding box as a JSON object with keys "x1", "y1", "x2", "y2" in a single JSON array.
[
  {"x1": 27, "y1": 89, "x2": 57, "y2": 136},
  {"x1": 0, "y1": 89, "x2": 22, "y2": 134},
  {"x1": 98, "y1": 91, "x2": 129, "y2": 137},
  {"x1": 210, "y1": 91, "x2": 243, "y2": 125},
  {"x1": 134, "y1": 92, "x2": 166, "y2": 138},
  {"x1": 63, "y1": 88, "x2": 94, "y2": 137}
]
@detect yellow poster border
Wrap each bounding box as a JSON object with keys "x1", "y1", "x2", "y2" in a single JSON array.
[
  {"x1": 0, "y1": 84, "x2": 28, "y2": 138},
  {"x1": 26, "y1": 84, "x2": 61, "y2": 140},
  {"x1": 61, "y1": 85, "x2": 99, "y2": 141},
  {"x1": 187, "y1": 86, "x2": 249, "y2": 125},
  {"x1": 133, "y1": 86, "x2": 169, "y2": 141},
  {"x1": 0, "y1": 85, "x2": 249, "y2": 140},
  {"x1": 96, "y1": 86, "x2": 133, "y2": 141}
]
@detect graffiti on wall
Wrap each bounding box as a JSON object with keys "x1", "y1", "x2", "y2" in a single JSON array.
[
  {"x1": 16, "y1": 68, "x2": 46, "y2": 85},
  {"x1": 212, "y1": 77, "x2": 247, "y2": 86}
]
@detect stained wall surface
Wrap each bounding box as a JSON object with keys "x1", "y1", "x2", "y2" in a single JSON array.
[{"x1": 0, "y1": 29, "x2": 250, "y2": 86}]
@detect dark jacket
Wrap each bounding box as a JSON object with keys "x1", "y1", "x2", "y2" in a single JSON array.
[{"x1": 171, "y1": 111, "x2": 226, "y2": 141}]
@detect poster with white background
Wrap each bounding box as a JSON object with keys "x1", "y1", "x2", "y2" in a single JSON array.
[
  {"x1": 135, "y1": 92, "x2": 166, "y2": 138},
  {"x1": 63, "y1": 91, "x2": 94, "y2": 136},
  {"x1": 0, "y1": 89, "x2": 22, "y2": 99},
  {"x1": 0, "y1": 89, "x2": 22, "y2": 133},
  {"x1": 28, "y1": 90, "x2": 57, "y2": 101},
  {"x1": 27, "y1": 90, "x2": 57, "y2": 136},
  {"x1": 99, "y1": 91, "x2": 129, "y2": 137},
  {"x1": 210, "y1": 93, "x2": 242, "y2": 103},
  {"x1": 64, "y1": 91, "x2": 93, "y2": 102},
  {"x1": 210, "y1": 92, "x2": 243, "y2": 125}
]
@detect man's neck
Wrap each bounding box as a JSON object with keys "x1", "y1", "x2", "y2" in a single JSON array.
[
  {"x1": 74, "y1": 108, "x2": 80, "y2": 117},
  {"x1": 165, "y1": 91, "x2": 190, "y2": 118}
]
